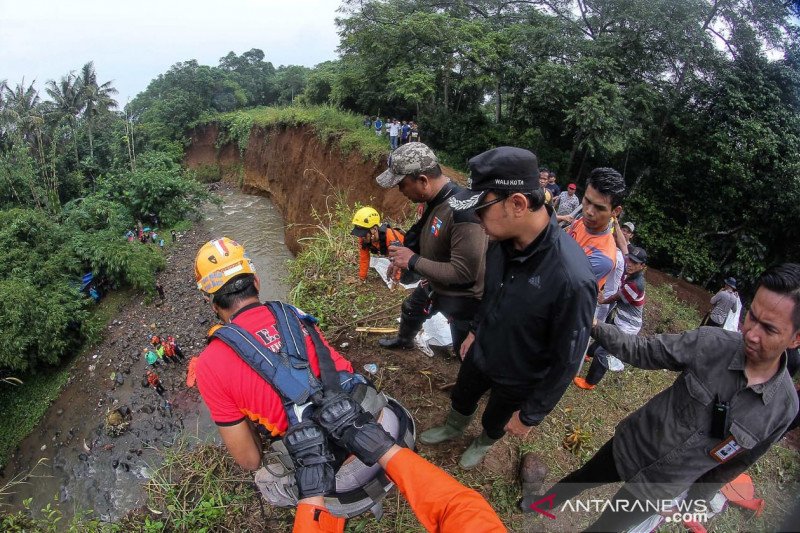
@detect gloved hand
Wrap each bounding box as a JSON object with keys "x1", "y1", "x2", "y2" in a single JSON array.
[
  {"x1": 314, "y1": 393, "x2": 395, "y2": 466},
  {"x1": 283, "y1": 421, "x2": 335, "y2": 499}
]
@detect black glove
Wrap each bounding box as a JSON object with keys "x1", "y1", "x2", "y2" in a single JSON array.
[
  {"x1": 314, "y1": 393, "x2": 395, "y2": 466},
  {"x1": 283, "y1": 421, "x2": 335, "y2": 499}
]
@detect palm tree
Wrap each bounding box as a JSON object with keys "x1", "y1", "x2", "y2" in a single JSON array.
[
  {"x1": 79, "y1": 61, "x2": 118, "y2": 158},
  {"x1": 45, "y1": 72, "x2": 83, "y2": 162}
]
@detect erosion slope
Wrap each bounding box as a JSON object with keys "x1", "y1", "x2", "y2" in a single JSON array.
[{"x1": 185, "y1": 124, "x2": 411, "y2": 253}]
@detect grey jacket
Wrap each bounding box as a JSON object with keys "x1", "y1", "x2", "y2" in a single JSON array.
[{"x1": 594, "y1": 323, "x2": 798, "y2": 501}]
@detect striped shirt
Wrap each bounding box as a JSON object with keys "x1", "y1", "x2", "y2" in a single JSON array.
[{"x1": 615, "y1": 270, "x2": 646, "y2": 333}]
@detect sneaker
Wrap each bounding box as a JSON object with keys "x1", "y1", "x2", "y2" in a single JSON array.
[{"x1": 573, "y1": 377, "x2": 596, "y2": 390}]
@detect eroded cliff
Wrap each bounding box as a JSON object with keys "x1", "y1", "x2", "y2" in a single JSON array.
[{"x1": 185, "y1": 124, "x2": 411, "y2": 253}]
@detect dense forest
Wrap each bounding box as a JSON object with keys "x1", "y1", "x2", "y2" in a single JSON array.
[{"x1": 2, "y1": 0, "x2": 800, "y2": 372}]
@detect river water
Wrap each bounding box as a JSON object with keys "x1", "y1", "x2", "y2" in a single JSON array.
[{"x1": 0, "y1": 188, "x2": 292, "y2": 523}]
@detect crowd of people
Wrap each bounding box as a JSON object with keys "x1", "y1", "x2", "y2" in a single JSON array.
[
  {"x1": 365, "y1": 116, "x2": 419, "y2": 150},
  {"x1": 183, "y1": 141, "x2": 799, "y2": 532}
]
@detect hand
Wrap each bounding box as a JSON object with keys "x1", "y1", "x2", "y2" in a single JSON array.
[
  {"x1": 283, "y1": 421, "x2": 335, "y2": 499},
  {"x1": 386, "y1": 262, "x2": 399, "y2": 280},
  {"x1": 315, "y1": 393, "x2": 396, "y2": 466},
  {"x1": 504, "y1": 411, "x2": 533, "y2": 438},
  {"x1": 388, "y1": 245, "x2": 415, "y2": 270},
  {"x1": 459, "y1": 332, "x2": 475, "y2": 361}
]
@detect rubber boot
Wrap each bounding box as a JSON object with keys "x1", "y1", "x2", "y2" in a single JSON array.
[
  {"x1": 518, "y1": 452, "x2": 549, "y2": 512},
  {"x1": 458, "y1": 431, "x2": 500, "y2": 470},
  {"x1": 419, "y1": 408, "x2": 475, "y2": 445},
  {"x1": 378, "y1": 318, "x2": 418, "y2": 350}
]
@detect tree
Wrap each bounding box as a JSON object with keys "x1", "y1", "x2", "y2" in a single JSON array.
[{"x1": 79, "y1": 61, "x2": 118, "y2": 159}]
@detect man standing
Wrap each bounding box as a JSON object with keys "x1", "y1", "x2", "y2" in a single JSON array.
[
  {"x1": 419, "y1": 147, "x2": 596, "y2": 469},
  {"x1": 567, "y1": 167, "x2": 626, "y2": 289},
  {"x1": 374, "y1": 117, "x2": 383, "y2": 136},
  {"x1": 535, "y1": 263, "x2": 800, "y2": 531},
  {"x1": 708, "y1": 277, "x2": 739, "y2": 327},
  {"x1": 575, "y1": 245, "x2": 648, "y2": 390},
  {"x1": 376, "y1": 142, "x2": 487, "y2": 357},
  {"x1": 621, "y1": 221, "x2": 635, "y2": 243},
  {"x1": 389, "y1": 119, "x2": 400, "y2": 150},
  {"x1": 555, "y1": 183, "x2": 581, "y2": 224},
  {"x1": 545, "y1": 171, "x2": 561, "y2": 198}
]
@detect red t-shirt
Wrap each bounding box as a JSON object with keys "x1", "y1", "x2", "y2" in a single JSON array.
[{"x1": 195, "y1": 304, "x2": 353, "y2": 437}]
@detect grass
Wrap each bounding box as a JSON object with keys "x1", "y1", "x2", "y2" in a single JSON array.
[{"x1": 206, "y1": 105, "x2": 390, "y2": 164}]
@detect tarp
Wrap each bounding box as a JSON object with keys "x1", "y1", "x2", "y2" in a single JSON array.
[{"x1": 80, "y1": 272, "x2": 93, "y2": 291}]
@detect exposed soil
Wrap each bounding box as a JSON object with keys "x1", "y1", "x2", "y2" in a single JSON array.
[{"x1": 646, "y1": 267, "x2": 713, "y2": 317}]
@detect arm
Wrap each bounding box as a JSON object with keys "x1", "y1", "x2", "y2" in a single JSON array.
[
  {"x1": 358, "y1": 239, "x2": 370, "y2": 281},
  {"x1": 218, "y1": 420, "x2": 263, "y2": 470},
  {"x1": 598, "y1": 291, "x2": 621, "y2": 306},
  {"x1": 413, "y1": 221, "x2": 486, "y2": 287},
  {"x1": 592, "y1": 322, "x2": 703, "y2": 371},
  {"x1": 612, "y1": 218, "x2": 629, "y2": 255},
  {"x1": 710, "y1": 291, "x2": 722, "y2": 305},
  {"x1": 384, "y1": 447, "x2": 506, "y2": 532},
  {"x1": 520, "y1": 278, "x2": 596, "y2": 426}
]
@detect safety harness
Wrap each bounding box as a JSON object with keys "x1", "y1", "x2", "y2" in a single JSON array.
[{"x1": 211, "y1": 301, "x2": 416, "y2": 518}]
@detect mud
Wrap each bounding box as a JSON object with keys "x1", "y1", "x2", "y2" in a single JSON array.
[{"x1": 0, "y1": 188, "x2": 292, "y2": 521}]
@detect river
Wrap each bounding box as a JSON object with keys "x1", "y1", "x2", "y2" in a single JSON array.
[{"x1": 0, "y1": 188, "x2": 292, "y2": 523}]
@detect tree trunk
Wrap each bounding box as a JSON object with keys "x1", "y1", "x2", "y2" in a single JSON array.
[{"x1": 495, "y1": 78, "x2": 501, "y2": 123}]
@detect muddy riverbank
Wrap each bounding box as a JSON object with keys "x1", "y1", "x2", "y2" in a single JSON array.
[{"x1": 0, "y1": 188, "x2": 292, "y2": 521}]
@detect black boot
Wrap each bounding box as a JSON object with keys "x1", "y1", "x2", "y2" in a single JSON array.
[{"x1": 378, "y1": 319, "x2": 418, "y2": 350}]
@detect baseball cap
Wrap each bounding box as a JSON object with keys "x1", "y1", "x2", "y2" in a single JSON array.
[
  {"x1": 375, "y1": 142, "x2": 439, "y2": 188},
  {"x1": 449, "y1": 147, "x2": 539, "y2": 211},
  {"x1": 622, "y1": 221, "x2": 635, "y2": 233},
  {"x1": 568, "y1": 183, "x2": 577, "y2": 190},
  {"x1": 627, "y1": 246, "x2": 647, "y2": 264},
  {"x1": 724, "y1": 277, "x2": 737, "y2": 289}
]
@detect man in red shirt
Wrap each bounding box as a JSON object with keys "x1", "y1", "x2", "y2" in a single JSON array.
[{"x1": 193, "y1": 238, "x2": 355, "y2": 470}]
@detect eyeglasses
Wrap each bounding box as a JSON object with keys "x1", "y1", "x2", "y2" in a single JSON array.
[{"x1": 474, "y1": 196, "x2": 506, "y2": 214}]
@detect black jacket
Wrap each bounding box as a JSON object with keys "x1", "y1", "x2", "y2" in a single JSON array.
[{"x1": 470, "y1": 208, "x2": 597, "y2": 426}]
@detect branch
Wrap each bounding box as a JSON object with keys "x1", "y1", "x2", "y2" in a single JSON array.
[{"x1": 699, "y1": 224, "x2": 744, "y2": 238}]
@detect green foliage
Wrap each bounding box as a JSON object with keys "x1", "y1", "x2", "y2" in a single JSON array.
[
  {"x1": 212, "y1": 106, "x2": 389, "y2": 163},
  {"x1": 97, "y1": 151, "x2": 211, "y2": 226}
]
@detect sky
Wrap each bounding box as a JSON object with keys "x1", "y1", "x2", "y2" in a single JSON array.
[{"x1": 0, "y1": 0, "x2": 343, "y2": 105}]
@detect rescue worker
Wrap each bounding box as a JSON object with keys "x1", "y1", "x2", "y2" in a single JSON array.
[
  {"x1": 375, "y1": 142, "x2": 487, "y2": 356},
  {"x1": 289, "y1": 394, "x2": 505, "y2": 532},
  {"x1": 350, "y1": 206, "x2": 405, "y2": 282},
  {"x1": 146, "y1": 369, "x2": 165, "y2": 396},
  {"x1": 151, "y1": 335, "x2": 169, "y2": 364},
  {"x1": 192, "y1": 237, "x2": 414, "y2": 517},
  {"x1": 165, "y1": 335, "x2": 184, "y2": 361}
]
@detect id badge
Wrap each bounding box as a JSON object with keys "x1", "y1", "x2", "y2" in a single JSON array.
[{"x1": 710, "y1": 435, "x2": 744, "y2": 463}]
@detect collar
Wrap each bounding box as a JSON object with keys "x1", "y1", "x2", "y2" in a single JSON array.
[
  {"x1": 425, "y1": 180, "x2": 457, "y2": 208},
  {"x1": 500, "y1": 206, "x2": 559, "y2": 262},
  {"x1": 579, "y1": 216, "x2": 613, "y2": 236},
  {"x1": 228, "y1": 301, "x2": 263, "y2": 322},
  {"x1": 729, "y1": 346, "x2": 789, "y2": 405}
]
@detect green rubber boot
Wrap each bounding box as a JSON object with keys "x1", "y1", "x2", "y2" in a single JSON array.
[
  {"x1": 458, "y1": 431, "x2": 500, "y2": 470},
  {"x1": 419, "y1": 408, "x2": 475, "y2": 445}
]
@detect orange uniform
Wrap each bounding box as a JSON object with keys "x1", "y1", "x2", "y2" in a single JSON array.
[
  {"x1": 358, "y1": 225, "x2": 405, "y2": 281},
  {"x1": 292, "y1": 448, "x2": 506, "y2": 532},
  {"x1": 567, "y1": 217, "x2": 617, "y2": 290}
]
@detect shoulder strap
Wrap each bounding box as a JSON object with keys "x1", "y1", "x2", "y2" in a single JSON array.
[{"x1": 267, "y1": 302, "x2": 343, "y2": 396}]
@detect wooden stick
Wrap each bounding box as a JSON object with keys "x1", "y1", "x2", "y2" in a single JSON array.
[{"x1": 355, "y1": 327, "x2": 399, "y2": 334}]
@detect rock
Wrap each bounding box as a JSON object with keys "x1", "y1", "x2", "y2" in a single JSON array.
[
  {"x1": 57, "y1": 409, "x2": 64, "y2": 415},
  {"x1": 154, "y1": 421, "x2": 163, "y2": 431},
  {"x1": 140, "y1": 405, "x2": 155, "y2": 414},
  {"x1": 115, "y1": 373, "x2": 125, "y2": 385},
  {"x1": 112, "y1": 459, "x2": 119, "y2": 469},
  {"x1": 40, "y1": 444, "x2": 46, "y2": 451}
]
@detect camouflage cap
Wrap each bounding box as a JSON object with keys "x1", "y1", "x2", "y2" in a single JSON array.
[{"x1": 375, "y1": 142, "x2": 439, "y2": 188}]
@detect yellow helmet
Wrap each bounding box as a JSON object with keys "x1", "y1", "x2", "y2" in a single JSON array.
[
  {"x1": 351, "y1": 206, "x2": 381, "y2": 237},
  {"x1": 194, "y1": 237, "x2": 256, "y2": 294}
]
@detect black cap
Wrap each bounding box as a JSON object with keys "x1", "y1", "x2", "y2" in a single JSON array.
[
  {"x1": 448, "y1": 147, "x2": 539, "y2": 211},
  {"x1": 627, "y1": 246, "x2": 647, "y2": 264}
]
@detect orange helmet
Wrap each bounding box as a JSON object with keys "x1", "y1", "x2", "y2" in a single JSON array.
[
  {"x1": 151, "y1": 335, "x2": 161, "y2": 345},
  {"x1": 195, "y1": 238, "x2": 256, "y2": 295}
]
